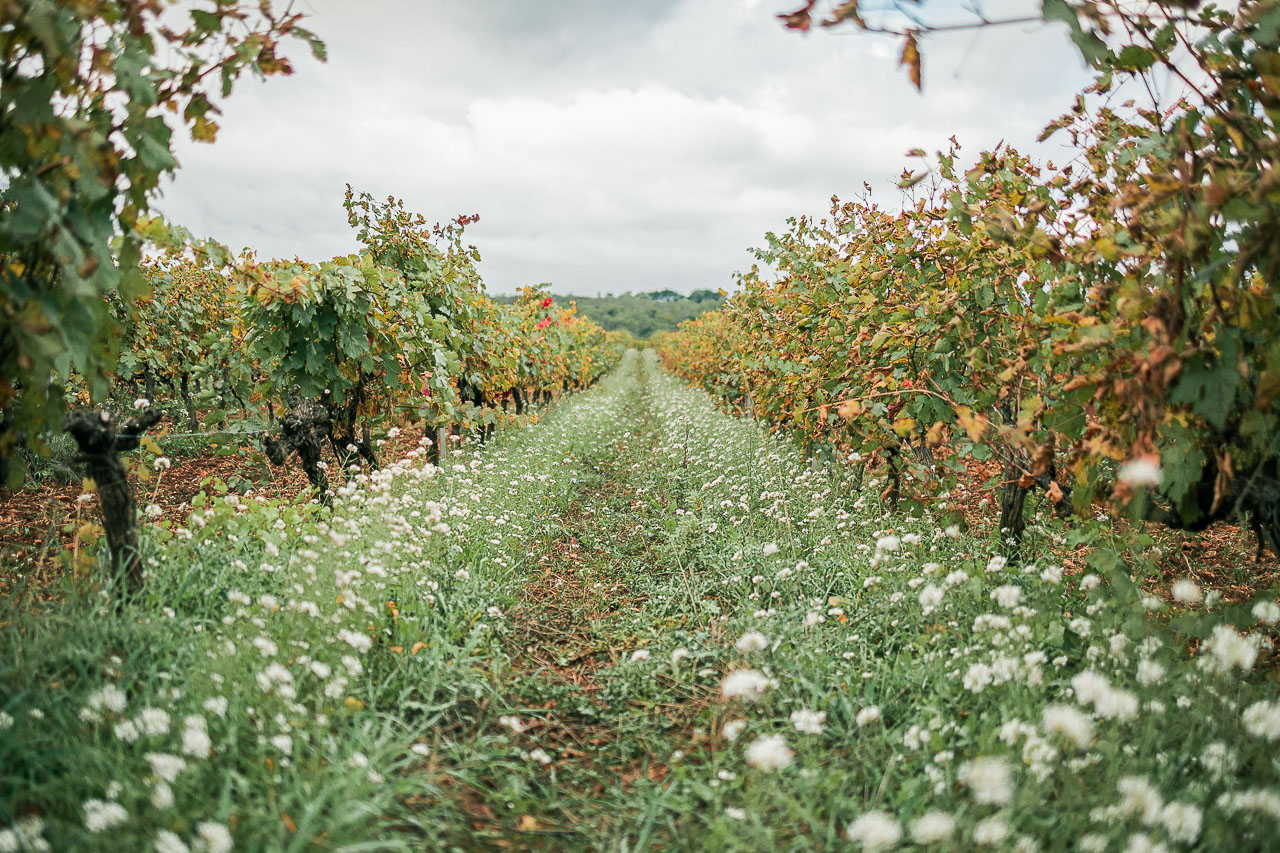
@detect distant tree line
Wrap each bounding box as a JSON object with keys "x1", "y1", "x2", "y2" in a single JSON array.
[{"x1": 495, "y1": 288, "x2": 724, "y2": 340}]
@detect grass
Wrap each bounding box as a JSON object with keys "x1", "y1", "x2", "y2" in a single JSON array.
[{"x1": 2, "y1": 350, "x2": 1278, "y2": 851}]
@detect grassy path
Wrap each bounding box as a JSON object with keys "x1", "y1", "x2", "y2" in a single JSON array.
[{"x1": 4, "y1": 350, "x2": 1278, "y2": 852}]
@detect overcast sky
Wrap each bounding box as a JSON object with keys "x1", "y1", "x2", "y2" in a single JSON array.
[{"x1": 156, "y1": 0, "x2": 1094, "y2": 295}]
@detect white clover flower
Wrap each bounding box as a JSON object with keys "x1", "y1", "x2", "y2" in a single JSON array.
[
  {"x1": 133, "y1": 397, "x2": 151, "y2": 410},
  {"x1": 270, "y1": 734, "x2": 293, "y2": 755},
  {"x1": 338, "y1": 629, "x2": 373, "y2": 653},
  {"x1": 155, "y1": 830, "x2": 192, "y2": 853},
  {"x1": 991, "y1": 585, "x2": 1022, "y2": 608},
  {"x1": 670, "y1": 647, "x2": 690, "y2": 664},
  {"x1": 144, "y1": 503, "x2": 163, "y2": 519},
  {"x1": 762, "y1": 542, "x2": 780, "y2": 556},
  {"x1": 83, "y1": 798, "x2": 129, "y2": 832},
  {"x1": 145, "y1": 752, "x2": 187, "y2": 783},
  {"x1": 526, "y1": 747, "x2": 552, "y2": 765},
  {"x1": 744, "y1": 734, "x2": 794, "y2": 771},
  {"x1": 876, "y1": 535, "x2": 901, "y2": 552},
  {"x1": 1115, "y1": 776, "x2": 1164, "y2": 823},
  {"x1": 724, "y1": 807, "x2": 747, "y2": 820},
  {"x1": 1042, "y1": 704, "x2": 1093, "y2": 749},
  {"x1": 498, "y1": 715, "x2": 525, "y2": 733},
  {"x1": 203, "y1": 696, "x2": 228, "y2": 718},
  {"x1": 908, "y1": 810, "x2": 955, "y2": 844},
  {"x1": 193, "y1": 821, "x2": 233, "y2": 853},
  {"x1": 85, "y1": 685, "x2": 128, "y2": 716},
  {"x1": 630, "y1": 649, "x2": 651, "y2": 662},
  {"x1": 734, "y1": 631, "x2": 769, "y2": 653},
  {"x1": 151, "y1": 782, "x2": 175, "y2": 811},
  {"x1": 1198, "y1": 625, "x2": 1261, "y2": 674},
  {"x1": 181, "y1": 725, "x2": 213, "y2": 759},
  {"x1": 790, "y1": 709, "x2": 826, "y2": 735},
  {"x1": 722, "y1": 719, "x2": 748, "y2": 741},
  {"x1": 958, "y1": 757, "x2": 1015, "y2": 805},
  {"x1": 137, "y1": 707, "x2": 171, "y2": 737},
  {"x1": 1241, "y1": 699, "x2": 1280, "y2": 741},
  {"x1": 918, "y1": 584, "x2": 944, "y2": 615},
  {"x1": 720, "y1": 669, "x2": 777, "y2": 702},
  {"x1": 0, "y1": 816, "x2": 49, "y2": 853},
  {"x1": 1136, "y1": 659, "x2": 1165, "y2": 686},
  {"x1": 1252, "y1": 601, "x2": 1280, "y2": 624},
  {"x1": 856, "y1": 706, "x2": 882, "y2": 727},
  {"x1": 1159, "y1": 802, "x2": 1202, "y2": 844},
  {"x1": 1171, "y1": 579, "x2": 1201, "y2": 603},
  {"x1": 1118, "y1": 457, "x2": 1162, "y2": 487},
  {"x1": 845, "y1": 811, "x2": 902, "y2": 852},
  {"x1": 1072, "y1": 670, "x2": 1138, "y2": 720},
  {"x1": 973, "y1": 816, "x2": 1011, "y2": 846}
]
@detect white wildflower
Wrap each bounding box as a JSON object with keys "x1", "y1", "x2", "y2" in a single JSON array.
[
  {"x1": 744, "y1": 734, "x2": 794, "y2": 771},
  {"x1": 1171, "y1": 579, "x2": 1201, "y2": 603},
  {"x1": 1042, "y1": 704, "x2": 1093, "y2": 749},
  {"x1": 973, "y1": 816, "x2": 1011, "y2": 846},
  {"x1": 1198, "y1": 625, "x2": 1261, "y2": 674},
  {"x1": 790, "y1": 709, "x2": 826, "y2": 735},
  {"x1": 908, "y1": 810, "x2": 955, "y2": 844},
  {"x1": 991, "y1": 585, "x2": 1022, "y2": 608},
  {"x1": 1253, "y1": 601, "x2": 1280, "y2": 624},
  {"x1": 958, "y1": 757, "x2": 1015, "y2": 805},
  {"x1": 193, "y1": 821, "x2": 233, "y2": 853},
  {"x1": 720, "y1": 669, "x2": 777, "y2": 702},
  {"x1": 845, "y1": 811, "x2": 902, "y2": 852},
  {"x1": 153, "y1": 829, "x2": 188, "y2": 853},
  {"x1": 1242, "y1": 699, "x2": 1280, "y2": 741},
  {"x1": 145, "y1": 753, "x2": 187, "y2": 783},
  {"x1": 856, "y1": 706, "x2": 882, "y2": 727},
  {"x1": 83, "y1": 799, "x2": 128, "y2": 833},
  {"x1": 137, "y1": 708, "x2": 171, "y2": 736}
]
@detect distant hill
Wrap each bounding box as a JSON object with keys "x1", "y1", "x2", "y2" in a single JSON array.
[{"x1": 497, "y1": 289, "x2": 725, "y2": 340}]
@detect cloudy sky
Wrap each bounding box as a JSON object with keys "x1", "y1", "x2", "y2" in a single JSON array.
[{"x1": 157, "y1": 0, "x2": 1094, "y2": 295}]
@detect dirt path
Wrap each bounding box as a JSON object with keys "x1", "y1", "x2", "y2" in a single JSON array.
[{"x1": 407, "y1": 356, "x2": 722, "y2": 850}]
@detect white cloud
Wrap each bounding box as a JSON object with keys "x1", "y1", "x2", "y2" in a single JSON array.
[{"x1": 156, "y1": 0, "x2": 1093, "y2": 294}]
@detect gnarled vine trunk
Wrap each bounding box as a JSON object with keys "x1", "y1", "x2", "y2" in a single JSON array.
[
  {"x1": 64, "y1": 406, "x2": 163, "y2": 589},
  {"x1": 263, "y1": 388, "x2": 332, "y2": 503}
]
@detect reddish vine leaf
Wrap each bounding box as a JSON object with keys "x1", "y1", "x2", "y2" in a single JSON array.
[
  {"x1": 822, "y1": 0, "x2": 866, "y2": 28},
  {"x1": 777, "y1": 1, "x2": 818, "y2": 31},
  {"x1": 900, "y1": 30, "x2": 922, "y2": 91}
]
